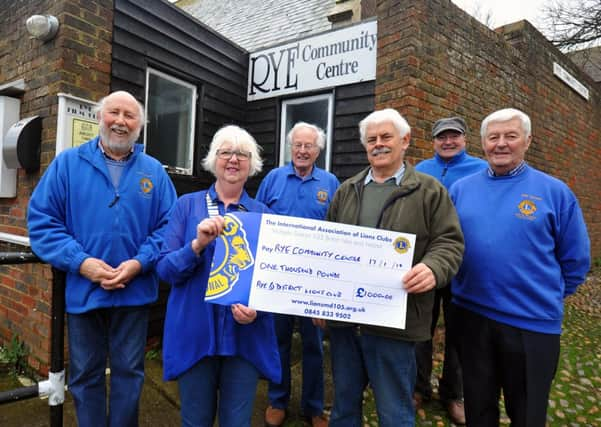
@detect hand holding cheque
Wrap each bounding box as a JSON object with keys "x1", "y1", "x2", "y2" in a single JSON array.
[{"x1": 191, "y1": 216, "x2": 225, "y2": 255}]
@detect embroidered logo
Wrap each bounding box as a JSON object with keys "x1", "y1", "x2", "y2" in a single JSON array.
[
  {"x1": 139, "y1": 178, "x2": 153, "y2": 194},
  {"x1": 518, "y1": 199, "x2": 537, "y2": 216},
  {"x1": 206, "y1": 215, "x2": 254, "y2": 300},
  {"x1": 393, "y1": 237, "x2": 411, "y2": 254},
  {"x1": 316, "y1": 189, "x2": 328, "y2": 204}
]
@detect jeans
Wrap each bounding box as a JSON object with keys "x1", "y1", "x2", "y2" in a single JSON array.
[
  {"x1": 178, "y1": 356, "x2": 260, "y2": 427},
  {"x1": 415, "y1": 285, "x2": 463, "y2": 401},
  {"x1": 268, "y1": 314, "x2": 324, "y2": 416},
  {"x1": 67, "y1": 306, "x2": 149, "y2": 427},
  {"x1": 328, "y1": 327, "x2": 416, "y2": 427}
]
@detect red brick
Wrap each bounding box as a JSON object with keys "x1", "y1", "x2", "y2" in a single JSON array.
[
  {"x1": 0, "y1": 0, "x2": 112, "y2": 376},
  {"x1": 376, "y1": 0, "x2": 599, "y2": 258}
]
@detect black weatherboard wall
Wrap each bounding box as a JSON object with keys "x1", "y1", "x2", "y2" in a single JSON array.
[
  {"x1": 109, "y1": 0, "x2": 375, "y2": 339},
  {"x1": 112, "y1": 0, "x2": 375, "y2": 188},
  {"x1": 245, "y1": 81, "x2": 375, "y2": 182},
  {"x1": 111, "y1": 0, "x2": 249, "y2": 338},
  {"x1": 111, "y1": 0, "x2": 248, "y2": 195},
  {"x1": 332, "y1": 81, "x2": 375, "y2": 180}
]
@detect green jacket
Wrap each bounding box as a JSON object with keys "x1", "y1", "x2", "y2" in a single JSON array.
[{"x1": 326, "y1": 163, "x2": 464, "y2": 342}]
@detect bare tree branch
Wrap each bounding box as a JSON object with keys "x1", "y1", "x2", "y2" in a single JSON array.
[
  {"x1": 542, "y1": 0, "x2": 601, "y2": 50},
  {"x1": 471, "y1": 3, "x2": 495, "y2": 28}
]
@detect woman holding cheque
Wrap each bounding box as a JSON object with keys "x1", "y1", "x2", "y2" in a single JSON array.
[{"x1": 157, "y1": 125, "x2": 280, "y2": 427}]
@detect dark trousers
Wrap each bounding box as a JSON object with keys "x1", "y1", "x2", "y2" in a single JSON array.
[
  {"x1": 268, "y1": 314, "x2": 324, "y2": 416},
  {"x1": 415, "y1": 285, "x2": 462, "y2": 401},
  {"x1": 455, "y1": 305, "x2": 560, "y2": 427}
]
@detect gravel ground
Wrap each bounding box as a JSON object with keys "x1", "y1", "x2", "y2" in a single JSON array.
[
  {"x1": 411, "y1": 272, "x2": 601, "y2": 427},
  {"x1": 272, "y1": 270, "x2": 600, "y2": 427}
]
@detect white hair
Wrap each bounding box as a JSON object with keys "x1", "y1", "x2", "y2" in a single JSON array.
[
  {"x1": 359, "y1": 108, "x2": 411, "y2": 147},
  {"x1": 481, "y1": 108, "x2": 531, "y2": 140},
  {"x1": 202, "y1": 125, "x2": 263, "y2": 177},
  {"x1": 287, "y1": 122, "x2": 326, "y2": 150},
  {"x1": 94, "y1": 90, "x2": 146, "y2": 125}
]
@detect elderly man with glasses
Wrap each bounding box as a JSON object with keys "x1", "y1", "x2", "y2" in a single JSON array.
[
  {"x1": 317, "y1": 108, "x2": 464, "y2": 426},
  {"x1": 257, "y1": 122, "x2": 339, "y2": 427}
]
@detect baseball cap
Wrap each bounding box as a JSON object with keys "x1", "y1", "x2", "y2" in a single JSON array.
[{"x1": 432, "y1": 116, "x2": 467, "y2": 138}]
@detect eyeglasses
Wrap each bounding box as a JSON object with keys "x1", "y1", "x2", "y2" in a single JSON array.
[
  {"x1": 291, "y1": 143, "x2": 317, "y2": 151},
  {"x1": 216, "y1": 149, "x2": 251, "y2": 161}
]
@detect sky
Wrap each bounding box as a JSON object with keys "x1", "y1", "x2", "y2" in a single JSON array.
[{"x1": 452, "y1": 0, "x2": 548, "y2": 30}]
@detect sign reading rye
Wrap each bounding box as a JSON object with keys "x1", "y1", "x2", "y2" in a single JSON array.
[{"x1": 248, "y1": 20, "x2": 377, "y2": 101}]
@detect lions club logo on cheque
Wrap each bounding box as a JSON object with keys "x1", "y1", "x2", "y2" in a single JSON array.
[
  {"x1": 393, "y1": 236, "x2": 411, "y2": 254},
  {"x1": 206, "y1": 215, "x2": 255, "y2": 300}
]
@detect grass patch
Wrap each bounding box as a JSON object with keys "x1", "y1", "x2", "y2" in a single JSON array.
[
  {"x1": 0, "y1": 335, "x2": 28, "y2": 378},
  {"x1": 407, "y1": 278, "x2": 601, "y2": 426},
  {"x1": 145, "y1": 348, "x2": 161, "y2": 361}
]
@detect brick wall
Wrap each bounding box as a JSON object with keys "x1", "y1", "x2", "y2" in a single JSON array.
[
  {"x1": 376, "y1": 0, "x2": 600, "y2": 259},
  {"x1": 0, "y1": 0, "x2": 113, "y2": 375}
]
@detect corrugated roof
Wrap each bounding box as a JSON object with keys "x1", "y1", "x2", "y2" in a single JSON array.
[{"x1": 179, "y1": 0, "x2": 334, "y2": 51}]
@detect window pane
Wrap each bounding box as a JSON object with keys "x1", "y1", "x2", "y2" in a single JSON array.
[
  {"x1": 281, "y1": 96, "x2": 331, "y2": 169},
  {"x1": 145, "y1": 71, "x2": 195, "y2": 174}
]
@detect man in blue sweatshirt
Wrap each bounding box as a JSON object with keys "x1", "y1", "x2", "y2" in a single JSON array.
[
  {"x1": 414, "y1": 116, "x2": 487, "y2": 425},
  {"x1": 257, "y1": 122, "x2": 339, "y2": 427},
  {"x1": 28, "y1": 91, "x2": 177, "y2": 427},
  {"x1": 449, "y1": 108, "x2": 591, "y2": 427}
]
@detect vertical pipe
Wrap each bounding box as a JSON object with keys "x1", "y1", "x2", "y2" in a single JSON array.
[{"x1": 49, "y1": 267, "x2": 66, "y2": 427}]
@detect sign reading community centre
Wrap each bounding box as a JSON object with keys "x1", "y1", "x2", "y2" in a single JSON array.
[{"x1": 247, "y1": 20, "x2": 377, "y2": 101}]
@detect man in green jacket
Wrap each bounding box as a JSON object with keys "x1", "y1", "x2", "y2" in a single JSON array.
[{"x1": 315, "y1": 108, "x2": 464, "y2": 426}]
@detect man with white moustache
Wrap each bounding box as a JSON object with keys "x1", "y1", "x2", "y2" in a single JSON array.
[{"x1": 316, "y1": 108, "x2": 464, "y2": 426}]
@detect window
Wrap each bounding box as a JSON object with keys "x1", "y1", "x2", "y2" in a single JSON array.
[
  {"x1": 279, "y1": 93, "x2": 334, "y2": 170},
  {"x1": 144, "y1": 68, "x2": 197, "y2": 175}
]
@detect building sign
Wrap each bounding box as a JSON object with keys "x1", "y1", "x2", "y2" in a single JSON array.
[
  {"x1": 553, "y1": 62, "x2": 589, "y2": 101},
  {"x1": 72, "y1": 118, "x2": 98, "y2": 147},
  {"x1": 56, "y1": 93, "x2": 99, "y2": 154},
  {"x1": 248, "y1": 20, "x2": 377, "y2": 101}
]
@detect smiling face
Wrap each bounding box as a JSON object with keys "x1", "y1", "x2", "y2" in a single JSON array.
[
  {"x1": 214, "y1": 142, "x2": 251, "y2": 187},
  {"x1": 98, "y1": 92, "x2": 143, "y2": 158},
  {"x1": 433, "y1": 130, "x2": 466, "y2": 160},
  {"x1": 482, "y1": 117, "x2": 531, "y2": 175},
  {"x1": 364, "y1": 121, "x2": 410, "y2": 179},
  {"x1": 290, "y1": 126, "x2": 320, "y2": 177}
]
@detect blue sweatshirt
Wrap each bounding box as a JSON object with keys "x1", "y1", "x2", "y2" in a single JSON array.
[
  {"x1": 157, "y1": 185, "x2": 281, "y2": 382},
  {"x1": 415, "y1": 150, "x2": 487, "y2": 189},
  {"x1": 27, "y1": 138, "x2": 176, "y2": 313},
  {"x1": 449, "y1": 165, "x2": 591, "y2": 334},
  {"x1": 256, "y1": 162, "x2": 339, "y2": 219}
]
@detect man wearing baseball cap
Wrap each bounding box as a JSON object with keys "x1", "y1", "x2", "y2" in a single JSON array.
[{"x1": 413, "y1": 116, "x2": 487, "y2": 425}]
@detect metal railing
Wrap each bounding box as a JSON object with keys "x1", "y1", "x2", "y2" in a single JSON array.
[{"x1": 0, "y1": 251, "x2": 65, "y2": 427}]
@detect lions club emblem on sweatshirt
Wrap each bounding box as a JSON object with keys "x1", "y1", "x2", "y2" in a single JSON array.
[{"x1": 518, "y1": 199, "x2": 537, "y2": 216}]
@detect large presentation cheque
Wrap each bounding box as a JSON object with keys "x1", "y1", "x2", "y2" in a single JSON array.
[{"x1": 206, "y1": 212, "x2": 416, "y2": 329}]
